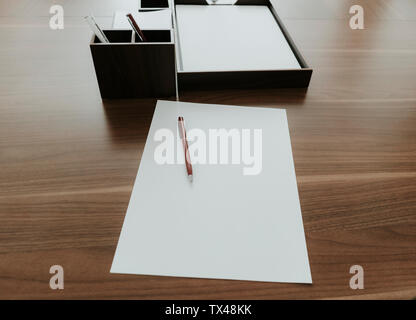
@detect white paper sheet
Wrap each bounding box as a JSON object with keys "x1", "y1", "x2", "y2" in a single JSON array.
[
  {"x1": 111, "y1": 100, "x2": 311, "y2": 284},
  {"x1": 175, "y1": 5, "x2": 301, "y2": 72},
  {"x1": 112, "y1": 9, "x2": 172, "y2": 30}
]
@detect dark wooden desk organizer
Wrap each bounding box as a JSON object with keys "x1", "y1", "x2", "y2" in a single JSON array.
[
  {"x1": 89, "y1": 29, "x2": 176, "y2": 99},
  {"x1": 90, "y1": 0, "x2": 312, "y2": 99}
]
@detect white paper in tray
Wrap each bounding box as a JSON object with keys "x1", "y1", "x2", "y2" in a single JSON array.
[{"x1": 175, "y1": 5, "x2": 301, "y2": 72}]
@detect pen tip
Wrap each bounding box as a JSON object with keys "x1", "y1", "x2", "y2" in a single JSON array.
[{"x1": 188, "y1": 175, "x2": 193, "y2": 183}]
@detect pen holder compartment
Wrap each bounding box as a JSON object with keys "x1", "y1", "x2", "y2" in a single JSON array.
[
  {"x1": 133, "y1": 30, "x2": 172, "y2": 43},
  {"x1": 90, "y1": 29, "x2": 176, "y2": 99},
  {"x1": 95, "y1": 30, "x2": 133, "y2": 43}
]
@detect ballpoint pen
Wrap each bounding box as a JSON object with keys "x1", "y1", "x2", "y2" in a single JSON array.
[
  {"x1": 178, "y1": 116, "x2": 193, "y2": 182},
  {"x1": 126, "y1": 13, "x2": 147, "y2": 42}
]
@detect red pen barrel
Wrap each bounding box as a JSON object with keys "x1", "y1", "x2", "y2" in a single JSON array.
[{"x1": 178, "y1": 117, "x2": 193, "y2": 178}]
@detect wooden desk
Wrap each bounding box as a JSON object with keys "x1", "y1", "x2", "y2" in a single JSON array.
[{"x1": 0, "y1": 0, "x2": 415, "y2": 299}]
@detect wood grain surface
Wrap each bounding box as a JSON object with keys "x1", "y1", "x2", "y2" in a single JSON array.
[{"x1": 0, "y1": 0, "x2": 415, "y2": 299}]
